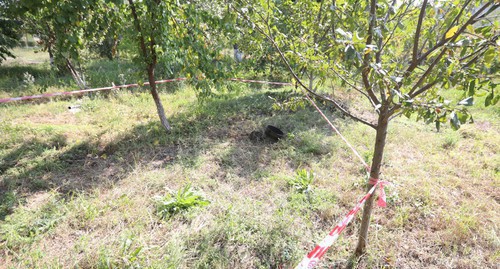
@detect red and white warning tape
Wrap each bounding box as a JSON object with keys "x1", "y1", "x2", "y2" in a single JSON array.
[
  {"x1": 296, "y1": 178, "x2": 389, "y2": 269},
  {"x1": 294, "y1": 91, "x2": 392, "y2": 268},
  {"x1": 0, "y1": 77, "x2": 293, "y2": 104},
  {"x1": 228, "y1": 78, "x2": 293, "y2": 86},
  {"x1": 0, "y1": 78, "x2": 187, "y2": 104}
]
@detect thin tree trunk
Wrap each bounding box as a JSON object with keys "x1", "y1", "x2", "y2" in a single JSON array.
[
  {"x1": 308, "y1": 72, "x2": 314, "y2": 92},
  {"x1": 129, "y1": 0, "x2": 171, "y2": 133},
  {"x1": 354, "y1": 106, "x2": 390, "y2": 257},
  {"x1": 66, "y1": 59, "x2": 86, "y2": 90},
  {"x1": 148, "y1": 65, "x2": 171, "y2": 131},
  {"x1": 48, "y1": 46, "x2": 54, "y2": 66}
]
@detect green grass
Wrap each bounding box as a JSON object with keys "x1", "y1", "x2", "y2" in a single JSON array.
[{"x1": 0, "y1": 48, "x2": 499, "y2": 268}]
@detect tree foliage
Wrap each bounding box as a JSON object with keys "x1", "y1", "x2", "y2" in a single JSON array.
[
  {"x1": 236, "y1": 0, "x2": 499, "y2": 128},
  {"x1": 127, "y1": 0, "x2": 239, "y2": 131},
  {"x1": 0, "y1": 17, "x2": 21, "y2": 64},
  {"x1": 4, "y1": 0, "x2": 126, "y2": 88},
  {"x1": 129, "y1": 0, "x2": 236, "y2": 94}
]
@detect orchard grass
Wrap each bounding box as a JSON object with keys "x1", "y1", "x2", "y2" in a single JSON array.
[{"x1": 0, "y1": 54, "x2": 498, "y2": 268}]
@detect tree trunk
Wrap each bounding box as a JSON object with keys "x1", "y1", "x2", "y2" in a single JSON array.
[
  {"x1": 128, "y1": 0, "x2": 171, "y2": 133},
  {"x1": 308, "y1": 72, "x2": 315, "y2": 91},
  {"x1": 354, "y1": 106, "x2": 390, "y2": 257},
  {"x1": 66, "y1": 59, "x2": 86, "y2": 90},
  {"x1": 48, "y1": 46, "x2": 54, "y2": 66},
  {"x1": 148, "y1": 65, "x2": 171, "y2": 132}
]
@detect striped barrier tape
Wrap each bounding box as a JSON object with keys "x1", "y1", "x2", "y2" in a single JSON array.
[
  {"x1": 295, "y1": 93, "x2": 392, "y2": 268},
  {"x1": 0, "y1": 77, "x2": 293, "y2": 104},
  {"x1": 0, "y1": 78, "x2": 187, "y2": 104},
  {"x1": 295, "y1": 179, "x2": 388, "y2": 269},
  {"x1": 228, "y1": 78, "x2": 293, "y2": 86}
]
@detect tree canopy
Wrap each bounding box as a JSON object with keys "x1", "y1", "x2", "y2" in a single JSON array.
[
  {"x1": 233, "y1": 0, "x2": 499, "y2": 260},
  {"x1": 0, "y1": 17, "x2": 21, "y2": 63}
]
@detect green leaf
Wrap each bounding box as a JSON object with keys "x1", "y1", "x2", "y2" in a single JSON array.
[
  {"x1": 450, "y1": 111, "x2": 460, "y2": 130},
  {"x1": 484, "y1": 47, "x2": 496, "y2": 66},
  {"x1": 485, "y1": 91, "x2": 498, "y2": 107},
  {"x1": 336, "y1": 28, "x2": 352, "y2": 39},
  {"x1": 467, "y1": 79, "x2": 476, "y2": 96},
  {"x1": 56, "y1": 15, "x2": 66, "y2": 24},
  {"x1": 493, "y1": 95, "x2": 500, "y2": 106},
  {"x1": 457, "y1": 111, "x2": 468, "y2": 123},
  {"x1": 486, "y1": 88, "x2": 494, "y2": 105},
  {"x1": 345, "y1": 45, "x2": 356, "y2": 60}
]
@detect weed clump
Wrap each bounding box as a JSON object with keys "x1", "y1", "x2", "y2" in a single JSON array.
[
  {"x1": 287, "y1": 169, "x2": 314, "y2": 194},
  {"x1": 154, "y1": 184, "x2": 209, "y2": 219}
]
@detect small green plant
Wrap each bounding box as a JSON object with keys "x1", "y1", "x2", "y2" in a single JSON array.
[
  {"x1": 155, "y1": 184, "x2": 210, "y2": 218},
  {"x1": 22, "y1": 72, "x2": 35, "y2": 88},
  {"x1": 288, "y1": 169, "x2": 314, "y2": 194}
]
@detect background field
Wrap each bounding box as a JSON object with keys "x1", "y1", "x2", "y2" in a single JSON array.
[{"x1": 0, "y1": 48, "x2": 499, "y2": 268}]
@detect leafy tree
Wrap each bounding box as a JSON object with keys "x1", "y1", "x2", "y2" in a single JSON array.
[
  {"x1": 127, "y1": 0, "x2": 236, "y2": 132},
  {"x1": 4, "y1": 0, "x2": 125, "y2": 88},
  {"x1": 90, "y1": 1, "x2": 127, "y2": 60},
  {"x1": 235, "y1": 0, "x2": 499, "y2": 263},
  {"x1": 0, "y1": 0, "x2": 22, "y2": 65},
  {"x1": 127, "y1": 0, "x2": 172, "y2": 130},
  {"x1": 0, "y1": 17, "x2": 21, "y2": 64}
]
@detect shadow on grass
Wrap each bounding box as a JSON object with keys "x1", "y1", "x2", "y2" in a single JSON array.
[
  {"x1": 0, "y1": 59, "x2": 141, "y2": 98},
  {"x1": 0, "y1": 64, "x2": 75, "y2": 97},
  {"x1": 0, "y1": 65, "x2": 53, "y2": 80},
  {"x1": 0, "y1": 89, "x2": 345, "y2": 221}
]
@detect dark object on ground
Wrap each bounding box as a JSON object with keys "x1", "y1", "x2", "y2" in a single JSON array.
[
  {"x1": 249, "y1": 131, "x2": 264, "y2": 141},
  {"x1": 265, "y1": 125, "x2": 284, "y2": 141}
]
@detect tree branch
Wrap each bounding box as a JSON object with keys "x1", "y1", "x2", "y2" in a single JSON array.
[
  {"x1": 389, "y1": 79, "x2": 440, "y2": 117},
  {"x1": 361, "y1": 0, "x2": 380, "y2": 106},
  {"x1": 409, "y1": 80, "x2": 439, "y2": 98},
  {"x1": 379, "y1": 3, "x2": 412, "y2": 57},
  {"x1": 149, "y1": 2, "x2": 157, "y2": 66},
  {"x1": 414, "y1": 2, "x2": 493, "y2": 70},
  {"x1": 374, "y1": 1, "x2": 400, "y2": 104},
  {"x1": 270, "y1": 34, "x2": 377, "y2": 128},
  {"x1": 398, "y1": 1, "x2": 494, "y2": 93},
  {"x1": 128, "y1": 0, "x2": 149, "y2": 64},
  {"x1": 234, "y1": 5, "x2": 377, "y2": 129},
  {"x1": 442, "y1": 0, "x2": 472, "y2": 39},
  {"x1": 408, "y1": 48, "x2": 447, "y2": 95},
  {"x1": 412, "y1": 0, "x2": 428, "y2": 66},
  {"x1": 330, "y1": 65, "x2": 378, "y2": 109},
  {"x1": 471, "y1": 3, "x2": 499, "y2": 23}
]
